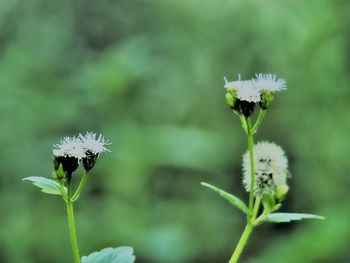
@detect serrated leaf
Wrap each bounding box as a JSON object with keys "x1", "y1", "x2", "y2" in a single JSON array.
[
  {"x1": 23, "y1": 176, "x2": 67, "y2": 196},
  {"x1": 266, "y1": 213, "x2": 325, "y2": 223},
  {"x1": 81, "y1": 247, "x2": 135, "y2": 263},
  {"x1": 201, "y1": 182, "x2": 249, "y2": 215}
]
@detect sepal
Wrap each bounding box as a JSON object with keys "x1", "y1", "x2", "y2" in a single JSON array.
[{"x1": 52, "y1": 163, "x2": 66, "y2": 181}]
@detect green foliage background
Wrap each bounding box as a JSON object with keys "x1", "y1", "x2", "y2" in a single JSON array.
[{"x1": 0, "y1": 0, "x2": 349, "y2": 262}]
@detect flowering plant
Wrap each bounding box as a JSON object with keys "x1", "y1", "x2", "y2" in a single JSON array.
[
  {"x1": 24, "y1": 132, "x2": 135, "y2": 263},
  {"x1": 201, "y1": 74, "x2": 324, "y2": 263}
]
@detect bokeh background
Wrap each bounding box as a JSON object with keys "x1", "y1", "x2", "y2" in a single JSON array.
[{"x1": 0, "y1": 0, "x2": 349, "y2": 262}]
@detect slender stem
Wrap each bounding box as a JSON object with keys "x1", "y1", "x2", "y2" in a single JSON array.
[
  {"x1": 228, "y1": 117, "x2": 260, "y2": 263},
  {"x1": 252, "y1": 197, "x2": 261, "y2": 220},
  {"x1": 246, "y1": 118, "x2": 255, "y2": 211},
  {"x1": 251, "y1": 109, "x2": 266, "y2": 134},
  {"x1": 228, "y1": 223, "x2": 254, "y2": 263},
  {"x1": 71, "y1": 171, "x2": 89, "y2": 202},
  {"x1": 239, "y1": 114, "x2": 248, "y2": 134},
  {"x1": 59, "y1": 182, "x2": 68, "y2": 201},
  {"x1": 229, "y1": 197, "x2": 260, "y2": 263},
  {"x1": 66, "y1": 178, "x2": 80, "y2": 263},
  {"x1": 66, "y1": 200, "x2": 81, "y2": 263}
]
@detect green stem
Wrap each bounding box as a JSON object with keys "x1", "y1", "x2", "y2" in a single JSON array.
[
  {"x1": 252, "y1": 196, "x2": 261, "y2": 220},
  {"x1": 251, "y1": 109, "x2": 266, "y2": 134},
  {"x1": 66, "y1": 200, "x2": 81, "y2": 263},
  {"x1": 66, "y1": 178, "x2": 80, "y2": 263},
  {"x1": 228, "y1": 223, "x2": 254, "y2": 263},
  {"x1": 229, "y1": 197, "x2": 261, "y2": 263},
  {"x1": 59, "y1": 182, "x2": 68, "y2": 201},
  {"x1": 71, "y1": 171, "x2": 89, "y2": 202},
  {"x1": 246, "y1": 117, "x2": 255, "y2": 211},
  {"x1": 239, "y1": 114, "x2": 248, "y2": 134},
  {"x1": 228, "y1": 117, "x2": 260, "y2": 263}
]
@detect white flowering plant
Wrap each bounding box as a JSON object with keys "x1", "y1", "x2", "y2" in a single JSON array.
[
  {"x1": 201, "y1": 74, "x2": 324, "y2": 263},
  {"x1": 24, "y1": 132, "x2": 135, "y2": 263}
]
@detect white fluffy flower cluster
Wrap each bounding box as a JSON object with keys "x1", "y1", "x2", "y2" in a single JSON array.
[
  {"x1": 242, "y1": 141, "x2": 289, "y2": 196},
  {"x1": 53, "y1": 132, "x2": 110, "y2": 173},
  {"x1": 79, "y1": 132, "x2": 111, "y2": 156},
  {"x1": 254, "y1": 73, "x2": 286, "y2": 92},
  {"x1": 224, "y1": 73, "x2": 286, "y2": 103},
  {"x1": 53, "y1": 136, "x2": 86, "y2": 159},
  {"x1": 53, "y1": 132, "x2": 110, "y2": 159}
]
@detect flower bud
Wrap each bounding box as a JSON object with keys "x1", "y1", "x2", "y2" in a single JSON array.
[
  {"x1": 259, "y1": 91, "x2": 274, "y2": 110},
  {"x1": 52, "y1": 163, "x2": 66, "y2": 181},
  {"x1": 225, "y1": 90, "x2": 237, "y2": 108},
  {"x1": 274, "y1": 184, "x2": 289, "y2": 202}
]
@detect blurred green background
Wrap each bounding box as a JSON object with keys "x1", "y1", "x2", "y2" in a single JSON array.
[{"x1": 0, "y1": 0, "x2": 349, "y2": 262}]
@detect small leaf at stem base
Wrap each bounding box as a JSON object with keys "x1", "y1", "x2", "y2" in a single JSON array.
[{"x1": 23, "y1": 176, "x2": 67, "y2": 196}]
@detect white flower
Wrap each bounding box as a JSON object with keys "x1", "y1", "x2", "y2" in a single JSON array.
[
  {"x1": 224, "y1": 75, "x2": 261, "y2": 103},
  {"x1": 53, "y1": 136, "x2": 86, "y2": 159},
  {"x1": 242, "y1": 141, "x2": 289, "y2": 196},
  {"x1": 236, "y1": 81, "x2": 261, "y2": 103},
  {"x1": 253, "y1": 73, "x2": 286, "y2": 92},
  {"x1": 79, "y1": 132, "x2": 110, "y2": 155}
]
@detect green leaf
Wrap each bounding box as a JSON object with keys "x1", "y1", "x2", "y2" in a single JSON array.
[
  {"x1": 266, "y1": 213, "x2": 325, "y2": 223},
  {"x1": 23, "y1": 176, "x2": 67, "y2": 196},
  {"x1": 201, "y1": 182, "x2": 249, "y2": 215},
  {"x1": 81, "y1": 247, "x2": 135, "y2": 263}
]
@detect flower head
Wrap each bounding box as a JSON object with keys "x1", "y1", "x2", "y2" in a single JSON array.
[
  {"x1": 224, "y1": 75, "x2": 261, "y2": 117},
  {"x1": 53, "y1": 136, "x2": 85, "y2": 174},
  {"x1": 242, "y1": 141, "x2": 289, "y2": 197},
  {"x1": 224, "y1": 75, "x2": 261, "y2": 103},
  {"x1": 79, "y1": 132, "x2": 110, "y2": 171},
  {"x1": 253, "y1": 73, "x2": 286, "y2": 92},
  {"x1": 79, "y1": 132, "x2": 110, "y2": 155},
  {"x1": 53, "y1": 136, "x2": 85, "y2": 159},
  {"x1": 236, "y1": 81, "x2": 261, "y2": 103}
]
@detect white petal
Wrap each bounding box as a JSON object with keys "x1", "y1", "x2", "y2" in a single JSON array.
[
  {"x1": 53, "y1": 136, "x2": 85, "y2": 159},
  {"x1": 80, "y1": 132, "x2": 111, "y2": 155},
  {"x1": 253, "y1": 73, "x2": 286, "y2": 92}
]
